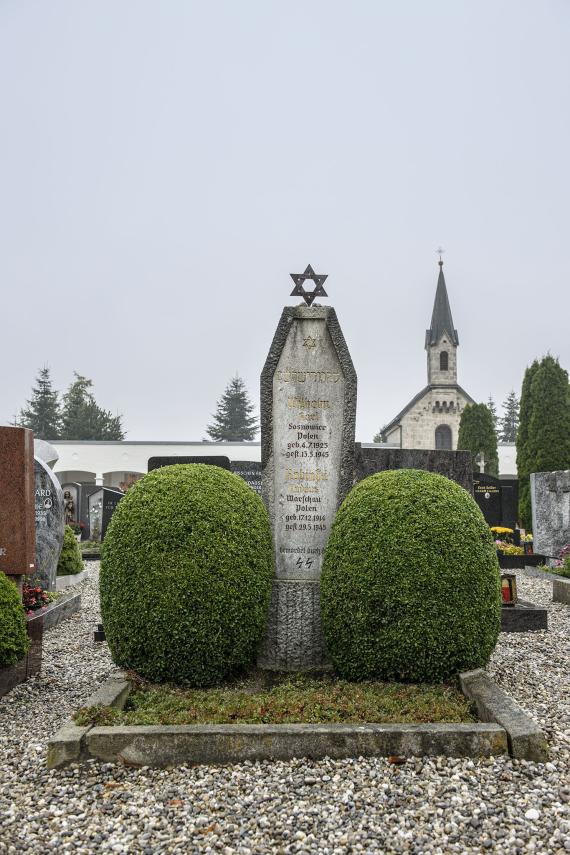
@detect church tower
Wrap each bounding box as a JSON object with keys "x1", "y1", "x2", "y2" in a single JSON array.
[
  {"x1": 381, "y1": 257, "x2": 474, "y2": 450},
  {"x1": 425, "y1": 258, "x2": 459, "y2": 385}
]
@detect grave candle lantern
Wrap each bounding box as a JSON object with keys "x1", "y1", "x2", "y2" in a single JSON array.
[{"x1": 501, "y1": 573, "x2": 517, "y2": 607}]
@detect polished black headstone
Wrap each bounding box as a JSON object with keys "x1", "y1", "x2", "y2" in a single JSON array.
[
  {"x1": 230, "y1": 461, "x2": 262, "y2": 496},
  {"x1": 148, "y1": 456, "x2": 231, "y2": 472},
  {"x1": 473, "y1": 473, "x2": 502, "y2": 526},
  {"x1": 354, "y1": 445, "x2": 473, "y2": 494}
]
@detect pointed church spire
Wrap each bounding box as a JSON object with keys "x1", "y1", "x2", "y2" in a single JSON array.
[{"x1": 425, "y1": 258, "x2": 459, "y2": 347}]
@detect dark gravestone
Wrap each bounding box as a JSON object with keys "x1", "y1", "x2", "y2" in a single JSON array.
[
  {"x1": 78, "y1": 483, "x2": 102, "y2": 540},
  {"x1": 148, "y1": 456, "x2": 231, "y2": 472},
  {"x1": 354, "y1": 445, "x2": 474, "y2": 494},
  {"x1": 33, "y1": 457, "x2": 65, "y2": 591},
  {"x1": 0, "y1": 426, "x2": 36, "y2": 579},
  {"x1": 230, "y1": 461, "x2": 262, "y2": 496},
  {"x1": 500, "y1": 479, "x2": 519, "y2": 529},
  {"x1": 473, "y1": 473, "x2": 502, "y2": 526},
  {"x1": 88, "y1": 487, "x2": 124, "y2": 541}
]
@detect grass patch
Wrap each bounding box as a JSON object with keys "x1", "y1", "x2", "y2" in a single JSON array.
[{"x1": 74, "y1": 673, "x2": 476, "y2": 727}]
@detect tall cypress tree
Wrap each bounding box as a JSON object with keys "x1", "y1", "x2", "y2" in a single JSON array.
[
  {"x1": 206, "y1": 375, "x2": 258, "y2": 441},
  {"x1": 457, "y1": 403, "x2": 499, "y2": 476},
  {"x1": 499, "y1": 390, "x2": 519, "y2": 442},
  {"x1": 517, "y1": 360, "x2": 542, "y2": 529},
  {"x1": 19, "y1": 366, "x2": 61, "y2": 439},
  {"x1": 517, "y1": 356, "x2": 570, "y2": 529},
  {"x1": 487, "y1": 395, "x2": 499, "y2": 434}
]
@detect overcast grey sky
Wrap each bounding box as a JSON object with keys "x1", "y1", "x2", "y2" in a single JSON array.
[{"x1": 1, "y1": 0, "x2": 569, "y2": 441}]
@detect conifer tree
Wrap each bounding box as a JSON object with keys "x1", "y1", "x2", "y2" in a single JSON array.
[
  {"x1": 487, "y1": 395, "x2": 498, "y2": 433},
  {"x1": 457, "y1": 403, "x2": 499, "y2": 476},
  {"x1": 517, "y1": 356, "x2": 570, "y2": 529},
  {"x1": 19, "y1": 366, "x2": 61, "y2": 439},
  {"x1": 517, "y1": 360, "x2": 542, "y2": 529},
  {"x1": 206, "y1": 375, "x2": 258, "y2": 441},
  {"x1": 60, "y1": 373, "x2": 125, "y2": 440},
  {"x1": 499, "y1": 390, "x2": 519, "y2": 442}
]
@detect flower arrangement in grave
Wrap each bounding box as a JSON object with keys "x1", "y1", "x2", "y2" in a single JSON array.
[
  {"x1": 70, "y1": 522, "x2": 85, "y2": 535},
  {"x1": 22, "y1": 585, "x2": 50, "y2": 614},
  {"x1": 522, "y1": 532, "x2": 534, "y2": 543},
  {"x1": 495, "y1": 541, "x2": 524, "y2": 555},
  {"x1": 490, "y1": 526, "x2": 514, "y2": 541}
]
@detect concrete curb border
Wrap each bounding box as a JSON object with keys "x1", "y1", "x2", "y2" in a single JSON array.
[
  {"x1": 42, "y1": 592, "x2": 82, "y2": 631},
  {"x1": 47, "y1": 668, "x2": 547, "y2": 769},
  {"x1": 56, "y1": 569, "x2": 90, "y2": 591},
  {"x1": 460, "y1": 670, "x2": 548, "y2": 762}
]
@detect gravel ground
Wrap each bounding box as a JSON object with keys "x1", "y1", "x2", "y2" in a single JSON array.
[{"x1": 1, "y1": 565, "x2": 569, "y2": 854}]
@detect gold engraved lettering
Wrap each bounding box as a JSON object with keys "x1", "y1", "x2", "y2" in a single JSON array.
[
  {"x1": 277, "y1": 368, "x2": 342, "y2": 384},
  {"x1": 285, "y1": 468, "x2": 328, "y2": 483},
  {"x1": 287, "y1": 397, "x2": 330, "y2": 410}
]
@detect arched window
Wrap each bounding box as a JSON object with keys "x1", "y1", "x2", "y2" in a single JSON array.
[
  {"x1": 435, "y1": 425, "x2": 452, "y2": 450},
  {"x1": 440, "y1": 351, "x2": 449, "y2": 371}
]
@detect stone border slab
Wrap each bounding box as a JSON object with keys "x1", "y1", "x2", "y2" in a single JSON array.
[
  {"x1": 48, "y1": 667, "x2": 548, "y2": 768},
  {"x1": 85, "y1": 722, "x2": 507, "y2": 768},
  {"x1": 42, "y1": 591, "x2": 81, "y2": 631},
  {"x1": 553, "y1": 577, "x2": 570, "y2": 604},
  {"x1": 47, "y1": 674, "x2": 129, "y2": 769},
  {"x1": 460, "y1": 669, "x2": 548, "y2": 762},
  {"x1": 56, "y1": 569, "x2": 89, "y2": 591},
  {"x1": 500, "y1": 600, "x2": 548, "y2": 633}
]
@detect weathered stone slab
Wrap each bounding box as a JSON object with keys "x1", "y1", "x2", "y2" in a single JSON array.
[
  {"x1": 0, "y1": 426, "x2": 36, "y2": 578},
  {"x1": 85, "y1": 722, "x2": 507, "y2": 768},
  {"x1": 531, "y1": 470, "x2": 570, "y2": 559},
  {"x1": 33, "y1": 457, "x2": 64, "y2": 591},
  {"x1": 354, "y1": 445, "x2": 473, "y2": 493},
  {"x1": 460, "y1": 669, "x2": 548, "y2": 761},
  {"x1": 259, "y1": 305, "x2": 356, "y2": 670}
]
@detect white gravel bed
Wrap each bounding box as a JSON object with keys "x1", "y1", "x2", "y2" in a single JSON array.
[{"x1": 1, "y1": 566, "x2": 569, "y2": 854}]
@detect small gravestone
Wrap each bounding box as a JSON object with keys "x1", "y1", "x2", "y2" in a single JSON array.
[
  {"x1": 0, "y1": 426, "x2": 36, "y2": 581},
  {"x1": 258, "y1": 269, "x2": 357, "y2": 670},
  {"x1": 33, "y1": 457, "x2": 64, "y2": 590},
  {"x1": 230, "y1": 461, "x2": 262, "y2": 496},
  {"x1": 88, "y1": 487, "x2": 124, "y2": 541},
  {"x1": 531, "y1": 470, "x2": 570, "y2": 558},
  {"x1": 473, "y1": 473, "x2": 502, "y2": 526}
]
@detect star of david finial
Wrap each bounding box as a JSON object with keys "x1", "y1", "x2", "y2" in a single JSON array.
[{"x1": 290, "y1": 264, "x2": 328, "y2": 307}]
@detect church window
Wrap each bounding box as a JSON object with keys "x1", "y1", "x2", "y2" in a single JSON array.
[
  {"x1": 435, "y1": 425, "x2": 452, "y2": 450},
  {"x1": 440, "y1": 351, "x2": 449, "y2": 371}
]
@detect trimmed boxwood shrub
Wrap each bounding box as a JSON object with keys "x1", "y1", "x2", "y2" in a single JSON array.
[
  {"x1": 57, "y1": 525, "x2": 84, "y2": 576},
  {"x1": 321, "y1": 469, "x2": 501, "y2": 682},
  {"x1": 0, "y1": 573, "x2": 29, "y2": 668},
  {"x1": 100, "y1": 464, "x2": 273, "y2": 686}
]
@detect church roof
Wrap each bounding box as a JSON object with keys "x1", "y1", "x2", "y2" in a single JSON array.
[
  {"x1": 381, "y1": 383, "x2": 476, "y2": 439},
  {"x1": 425, "y1": 262, "x2": 459, "y2": 347}
]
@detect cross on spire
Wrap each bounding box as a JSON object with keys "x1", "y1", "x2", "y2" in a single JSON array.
[{"x1": 436, "y1": 246, "x2": 445, "y2": 267}]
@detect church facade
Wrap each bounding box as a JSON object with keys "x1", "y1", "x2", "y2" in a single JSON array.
[{"x1": 381, "y1": 261, "x2": 475, "y2": 450}]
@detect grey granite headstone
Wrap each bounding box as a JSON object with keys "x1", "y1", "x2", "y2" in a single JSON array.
[
  {"x1": 33, "y1": 457, "x2": 64, "y2": 590},
  {"x1": 531, "y1": 470, "x2": 570, "y2": 559},
  {"x1": 258, "y1": 304, "x2": 357, "y2": 670}
]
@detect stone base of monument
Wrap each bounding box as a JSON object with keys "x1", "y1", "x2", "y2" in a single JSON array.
[
  {"x1": 501, "y1": 600, "x2": 548, "y2": 632},
  {"x1": 47, "y1": 668, "x2": 548, "y2": 769}
]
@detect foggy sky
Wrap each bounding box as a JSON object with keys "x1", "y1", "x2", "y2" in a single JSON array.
[{"x1": 1, "y1": 0, "x2": 569, "y2": 442}]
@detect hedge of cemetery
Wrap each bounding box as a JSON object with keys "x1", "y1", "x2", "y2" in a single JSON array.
[
  {"x1": 100, "y1": 464, "x2": 273, "y2": 686},
  {"x1": 321, "y1": 469, "x2": 502, "y2": 682},
  {"x1": 0, "y1": 573, "x2": 29, "y2": 668}
]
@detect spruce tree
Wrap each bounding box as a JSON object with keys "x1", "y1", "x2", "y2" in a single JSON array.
[
  {"x1": 499, "y1": 390, "x2": 519, "y2": 442},
  {"x1": 487, "y1": 395, "x2": 498, "y2": 433},
  {"x1": 516, "y1": 360, "x2": 541, "y2": 529},
  {"x1": 19, "y1": 366, "x2": 61, "y2": 439},
  {"x1": 206, "y1": 375, "x2": 258, "y2": 441},
  {"x1": 457, "y1": 403, "x2": 499, "y2": 476},
  {"x1": 60, "y1": 373, "x2": 125, "y2": 440}
]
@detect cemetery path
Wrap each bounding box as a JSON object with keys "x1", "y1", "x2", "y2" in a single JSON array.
[{"x1": 0, "y1": 567, "x2": 569, "y2": 854}]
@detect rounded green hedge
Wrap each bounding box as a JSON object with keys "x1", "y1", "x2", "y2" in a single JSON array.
[
  {"x1": 57, "y1": 526, "x2": 84, "y2": 576},
  {"x1": 321, "y1": 469, "x2": 501, "y2": 682},
  {"x1": 100, "y1": 464, "x2": 273, "y2": 686},
  {"x1": 0, "y1": 573, "x2": 29, "y2": 668}
]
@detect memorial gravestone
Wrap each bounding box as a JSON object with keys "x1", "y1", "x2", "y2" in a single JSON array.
[
  {"x1": 230, "y1": 461, "x2": 262, "y2": 496},
  {"x1": 473, "y1": 473, "x2": 502, "y2": 527},
  {"x1": 0, "y1": 426, "x2": 36, "y2": 582},
  {"x1": 33, "y1": 457, "x2": 64, "y2": 590},
  {"x1": 148, "y1": 456, "x2": 231, "y2": 472},
  {"x1": 88, "y1": 487, "x2": 124, "y2": 541},
  {"x1": 531, "y1": 470, "x2": 570, "y2": 559},
  {"x1": 354, "y1": 445, "x2": 474, "y2": 494},
  {"x1": 258, "y1": 269, "x2": 356, "y2": 670}
]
